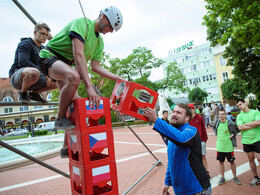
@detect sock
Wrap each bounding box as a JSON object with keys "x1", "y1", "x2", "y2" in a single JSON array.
[{"x1": 254, "y1": 176, "x2": 259, "y2": 180}]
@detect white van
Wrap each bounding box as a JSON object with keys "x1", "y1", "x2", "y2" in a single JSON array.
[{"x1": 34, "y1": 121, "x2": 56, "y2": 131}]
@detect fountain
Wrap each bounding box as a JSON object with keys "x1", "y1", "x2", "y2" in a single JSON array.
[
  {"x1": 0, "y1": 134, "x2": 64, "y2": 171},
  {"x1": 158, "y1": 91, "x2": 172, "y2": 121}
]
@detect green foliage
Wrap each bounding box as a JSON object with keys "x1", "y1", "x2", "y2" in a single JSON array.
[
  {"x1": 129, "y1": 47, "x2": 164, "y2": 77},
  {"x1": 134, "y1": 76, "x2": 158, "y2": 91},
  {"x1": 220, "y1": 78, "x2": 247, "y2": 100},
  {"x1": 188, "y1": 87, "x2": 208, "y2": 105},
  {"x1": 166, "y1": 98, "x2": 174, "y2": 107},
  {"x1": 27, "y1": 130, "x2": 48, "y2": 136},
  {"x1": 156, "y1": 62, "x2": 190, "y2": 94},
  {"x1": 203, "y1": 0, "x2": 260, "y2": 102}
]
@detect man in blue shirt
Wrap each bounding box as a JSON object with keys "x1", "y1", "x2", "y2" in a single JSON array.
[{"x1": 144, "y1": 103, "x2": 211, "y2": 195}]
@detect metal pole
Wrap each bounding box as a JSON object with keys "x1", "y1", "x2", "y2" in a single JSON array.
[
  {"x1": 12, "y1": 0, "x2": 37, "y2": 25},
  {"x1": 0, "y1": 141, "x2": 70, "y2": 179},
  {"x1": 122, "y1": 160, "x2": 162, "y2": 195}
]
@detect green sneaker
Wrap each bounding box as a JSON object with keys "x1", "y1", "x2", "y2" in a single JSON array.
[
  {"x1": 233, "y1": 177, "x2": 241, "y2": 185},
  {"x1": 218, "y1": 177, "x2": 226, "y2": 185}
]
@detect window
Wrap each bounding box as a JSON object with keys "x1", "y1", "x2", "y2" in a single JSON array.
[
  {"x1": 20, "y1": 106, "x2": 28, "y2": 112},
  {"x1": 189, "y1": 77, "x2": 201, "y2": 85},
  {"x1": 175, "y1": 57, "x2": 184, "y2": 63},
  {"x1": 47, "y1": 93, "x2": 54, "y2": 108},
  {"x1": 4, "y1": 107, "x2": 13, "y2": 113},
  {"x1": 185, "y1": 52, "x2": 196, "y2": 61},
  {"x1": 15, "y1": 118, "x2": 20, "y2": 124},
  {"x1": 220, "y1": 57, "x2": 226, "y2": 66},
  {"x1": 34, "y1": 106, "x2": 42, "y2": 110},
  {"x1": 187, "y1": 64, "x2": 198, "y2": 73},
  {"x1": 44, "y1": 115, "x2": 49, "y2": 122},
  {"x1": 202, "y1": 73, "x2": 216, "y2": 82},
  {"x1": 200, "y1": 60, "x2": 214, "y2": 69},
  {"x1": 3, "y1": 96, "x2": 13, "y2": 102},
  {"x1": 222, "y1": 72, "x2": 229, "y2": 82},
  {"x1": 198, "y1": 47, "x2": 212, "y2": 56}
]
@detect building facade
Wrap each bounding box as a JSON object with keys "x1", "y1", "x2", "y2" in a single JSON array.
[
  {"x1": 162, "y1": 42, "x2": 233, "y2": 104},
  {"x1": 0, "y1": 77, "x2": 56, "y2": 130}
]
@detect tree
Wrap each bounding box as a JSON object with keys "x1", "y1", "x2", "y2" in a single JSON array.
[
  {"x1": 129, "y1": 47, "x2": 164, "y2": 77},
  {"x1": 221, "y1": 78, "x2": 247, "y2": 100},
  {"x1": 188, "y1": 87, "x2": 208, "y2": 105},
  {"x1": 156, "y1": 62, "x2": 190, "y2": 94},
  {"x1": 203, "y1": 0, "x2": 260, "y2": 101}
]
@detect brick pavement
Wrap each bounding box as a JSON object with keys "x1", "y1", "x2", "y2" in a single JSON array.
[{"x1": 0, "y1": 125, "x2": 259, "y2": 194}]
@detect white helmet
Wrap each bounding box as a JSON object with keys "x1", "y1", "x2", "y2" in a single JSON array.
[{"x1": 101, "y1": 6, "x2": 123, "y2": 32}]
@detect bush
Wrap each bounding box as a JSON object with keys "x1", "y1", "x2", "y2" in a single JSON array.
[{"x1": 27, "y1": 130, "x2": 48, "y2": 136}]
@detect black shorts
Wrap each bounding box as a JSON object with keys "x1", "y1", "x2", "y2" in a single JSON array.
[
  {"x1": 217, "y1": 151, "x2": 235, "y2": 162},
  {"x1": 243, "y1": 140, "x2": 260, "y2": 153},
  {"x1": 39, "y1": 57, "x2": 59, "y2": 77}
]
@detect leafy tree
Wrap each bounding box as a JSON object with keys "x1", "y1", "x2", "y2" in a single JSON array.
[
  {"x1": 203, "y1": 0, "x2": 260, "y2": 101},
  {"x1": 188, "y1": 87, "x2": 208, "y2": 105},
  {"x1": 220, "y1": 78, "x2": 247, "y2": 100},
  {"x1": 156, "y1": 62, "x2": 190, "y2": 94},
  {"x1": 134, "y1": 74, "x2": 158, "y2": 91},
  {"x1": 129, "y1": 47, "x2": 164, "y2": 77}
]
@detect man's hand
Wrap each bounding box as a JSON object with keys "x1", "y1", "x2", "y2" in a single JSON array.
[
  {"x1": 86, "y1": 85, "x2": 100, "y2": 109},
  {"x1": 162, "y1": 185, "x2": 170, "y2": 195},
  {"x1": 144, "y1": 107, "x2": 157, "y2": 123}
]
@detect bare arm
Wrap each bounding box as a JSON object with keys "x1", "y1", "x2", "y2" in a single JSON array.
[
  {"x1": 91, "y1": 60, "x2": 124, "y2": 81},
  {"x1": 244, "y1": 120, "x2": 260, "y2": 128},
  {"x1": 238, "y1": 120, "x2": 260, "y2": 131},
  {"x1": 72, "y1": 38, "x2": 99, "y2": 108}
]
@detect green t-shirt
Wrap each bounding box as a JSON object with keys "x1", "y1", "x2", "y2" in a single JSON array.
[
  {"x1": 236, "y1": 109, "x2": 260, "y2": 145},
  {"x1": 40, "y1": 18, "x2": 104, "y2": 63},
  {"x1": 216, "y1": 121, "x2": 234, "y2": 152}
]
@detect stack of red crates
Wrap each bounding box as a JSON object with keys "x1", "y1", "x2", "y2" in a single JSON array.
[
  {"x1": 110, "y1": 80, "x2": 159, "y2": 121},
  {"x1": 67, "y1": 97, "x2": 119, "y2": 195}
]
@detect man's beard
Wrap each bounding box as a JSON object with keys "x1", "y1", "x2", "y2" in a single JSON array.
[{"x1": 170, "y1": 120, "x2": 184, "y2": 128}]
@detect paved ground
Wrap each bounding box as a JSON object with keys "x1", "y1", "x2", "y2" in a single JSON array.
[{"x1": 0, "y1": 125, "x2": 260, "y2": 194}]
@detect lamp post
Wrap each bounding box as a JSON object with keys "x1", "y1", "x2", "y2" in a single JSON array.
[{"x1": 193, "y1": 81, "x2": 198, "y2": 105}]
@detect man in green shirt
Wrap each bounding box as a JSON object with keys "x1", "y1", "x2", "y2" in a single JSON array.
[
  {"x1": 236, "y1": 99, "x2": 260, "y2": 186},
  {"x1": 213, "y1": 109, "x2": 241, "y2": 185},
  {"x1": 39, "y1": 6, "x2": 123, "y2": 157}
]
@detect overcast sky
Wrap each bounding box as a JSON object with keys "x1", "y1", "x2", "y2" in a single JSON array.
[{"x1": 0, "y1": 0, "x2": 209, "y2": 80}]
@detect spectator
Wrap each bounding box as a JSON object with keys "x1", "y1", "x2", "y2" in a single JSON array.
[
  {"x1": 9, "y1": 22, "x2": 56, "y2": 104},
  {"x1": 212, "y1": 109, "x2": 241, "y2": 185},
  {"x1": 161, "y1": 110, "x2": 170, "y2": 124},
  {"x1": 236, "y1": 99, "x2": 260, "y2": 186},
  {"x1": 188, "y1": 104, "x2": 211, "y2": 179},
  {"x1": 213, "y1": 103, "x2": 219, "y2": 122},
  {"x1": 226, "y1": 112, "x2": 236, "y2": 122},
  {"x1": 224, "y1": 101, "x2": 231, "y2": 113},
  {"x1": 203, "y1": 104, "x2": 212, "y2": 127},
  {"x1": 144, "y1": 104, "x2": 211, "y2": 195}
]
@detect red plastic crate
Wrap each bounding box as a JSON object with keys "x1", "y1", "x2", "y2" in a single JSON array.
[
  {"x1": 67, "y1": 129, "x2": 116, "y2": 166},
  {"x1": 69, "y1": 161, "x2": 119, "y2": 195},
  {"x1": 110, "y1": 80, "x2": 158, "y2": 121},
  {"x1": 68, "y1": 97, "x2": 112, "y2": 132}
]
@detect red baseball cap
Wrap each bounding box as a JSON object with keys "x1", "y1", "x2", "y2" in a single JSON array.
[{"x1": 188, "y1": 104, "x2": 195, "y2": 109}]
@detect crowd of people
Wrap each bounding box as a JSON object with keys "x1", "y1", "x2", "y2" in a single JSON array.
[{"x1": 148, "y1": 99, "x2": 259, "y2": 194}]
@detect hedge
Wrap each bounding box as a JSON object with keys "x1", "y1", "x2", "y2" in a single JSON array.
[{"x1": 27, "y1": 130, "x2": 48, "y2": 136}]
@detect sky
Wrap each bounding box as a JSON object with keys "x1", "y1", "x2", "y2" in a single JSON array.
[{"x1": 0, "y1": 0, "x2": 209, "y2": 81}]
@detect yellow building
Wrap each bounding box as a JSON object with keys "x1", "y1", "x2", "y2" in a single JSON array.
[{"x1": 213, "y1": 45, "x2": 234, "y2": 102}]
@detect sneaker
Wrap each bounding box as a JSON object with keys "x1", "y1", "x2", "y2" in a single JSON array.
[
  {"x1": 250, "y1": 178, "x2": 259, "y2": 186},
  {"x1": 218, "y1": 178, "x2": 226, "y2": 185},
  {"x1": 206, "y1": 171, "x2": 211, "y2": 179},
  {"x1": 233, "y1": 177, "x2": 241, "y2": 185},
  {"x1": 60, "y1": 148, "x2": 69, "y2": 158},
  {"x1": 28, "y1": 92, "x2": 47, "y2": 103},
  {"x1": 18, "y1": 92, "x2": 30, "y2": 104},
  {"x1": 55, "y1": 117, "x2": 75, "y2": 130}
]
